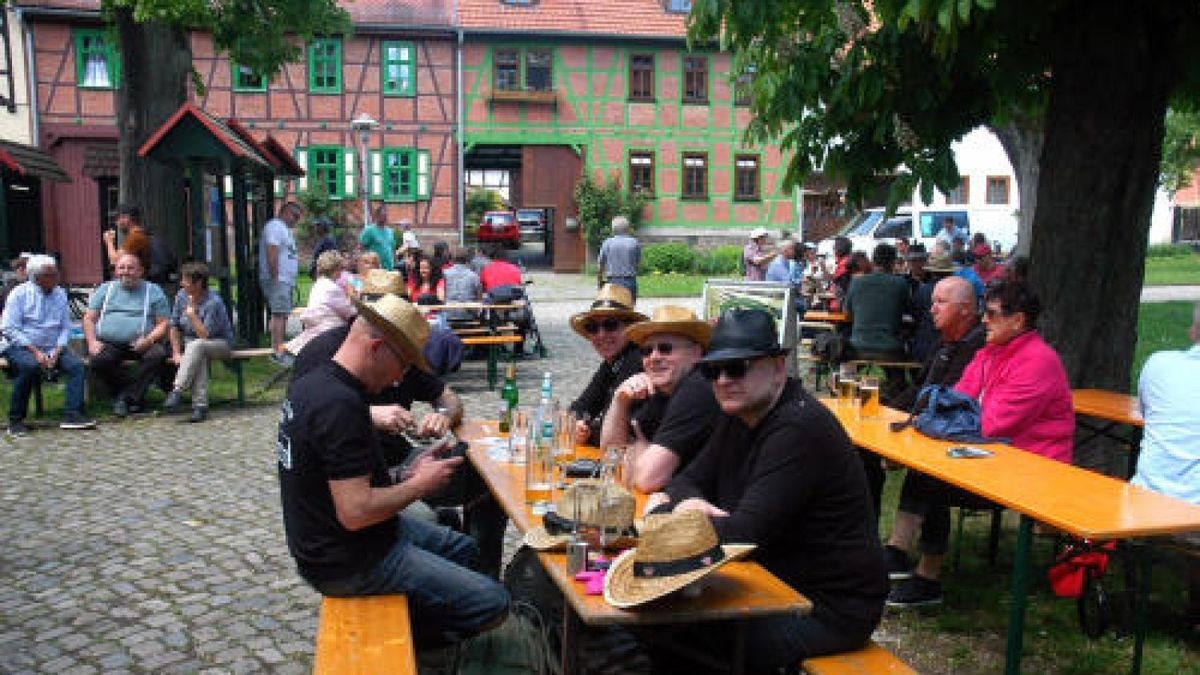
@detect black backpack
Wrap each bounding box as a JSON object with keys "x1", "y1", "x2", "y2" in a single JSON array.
[{"x1": 147, "y1": 234, "x2": 178, "y2": 284}]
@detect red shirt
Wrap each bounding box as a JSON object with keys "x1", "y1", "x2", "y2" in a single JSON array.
[{"x1": 480, "y1": 261, "x2": 522, "y2": 291}]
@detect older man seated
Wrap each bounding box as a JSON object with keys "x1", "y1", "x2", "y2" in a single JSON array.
[
  {"x1": 885, "y1": 278, "x2": 1074, "y2": 607},
  {"x1": 83, "y1": 252, "x2": 171, "y2": 417},
  {"x1": 600, "y1": 305, "x2": 717, "y2": 492},
  {"x1": 644, "y1": 309, "x2": 886, "y2": 671},
  {"x1": 2, "y1": 255, "x2": 96, "y2": 436},
  {"x1": 567, "y1": 284, "x2": 646, "y2": 446}
]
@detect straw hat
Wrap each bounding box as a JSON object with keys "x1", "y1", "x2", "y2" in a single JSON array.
[
  {"x1": 603, "y1": 510, "x2": 755, "y2": 609},
  {"x1": 352, "y1": 293, "x2": 432, "y2": 372},
  {"x1": 624, "y1": 305, "x2": 712, "y2": 349},
  {"x1": 524, "y1": 480, "x2": 638, "y2": 551},
  {"x1": 568, "y1": 284, "x2": 648, "y2": 339},
  {"x1": 361, "y1": 269, "x2": 405, "y2": 297},
  {"x1": 925, "y1": 254, "x2": 956, "y2": 273}
]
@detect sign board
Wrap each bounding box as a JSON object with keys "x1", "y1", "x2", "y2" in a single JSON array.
[{"x1": 701, "y1": 280, "x2": 798, "y2": 351}]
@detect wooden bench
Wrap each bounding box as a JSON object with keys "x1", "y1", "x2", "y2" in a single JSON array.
[
  {"x1": 314, "y1": 594, "x2": 416, "y2": 675},
  {"x1": 460, "y1": 334, "x2": 523, "y2": 390},
  {"x1": 800, "y1": 641, "x2": 916, "y2": 675},
  {"x1": 451, "y1": 323, "x2": 520, "y2": 338},
  {"x1": 224, "y1": 347, "x2": 277, "y2": 406}
]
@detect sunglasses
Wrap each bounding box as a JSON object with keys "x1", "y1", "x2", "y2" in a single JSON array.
[
  {"x1": 639, "y1": 342, "x2": 676, "y2": 357},
  {"x1": 699, "y1": 358, "x2": 758, "y2": 381},
  {"x1": 582, "y1": 317, "x2": 625, "y2": 335}
]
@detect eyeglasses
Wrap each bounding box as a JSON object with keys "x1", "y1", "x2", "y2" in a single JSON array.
[
  {"x1": 639, "y1": 342, "x2": 675, "y2": 357},
  {"x1": 699, "y1": 358, "x2": 758, "y2": 381},
  {"x1": 376, "y1": 338, "x2": 411, "y2": 375},
  {"x1": 983, "y1": 307, "x2": 1010, "y2": 320},
  {"x1": 582, "y1": 317, "x2": 625, "y2": 335}
]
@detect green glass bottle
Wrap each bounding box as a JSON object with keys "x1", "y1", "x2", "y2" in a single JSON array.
[{"x1": 500, "y1": 364, "x2": 519, "y2": 432}]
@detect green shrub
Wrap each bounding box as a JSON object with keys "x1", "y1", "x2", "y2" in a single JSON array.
[
  {"x1": 695, "y1": 245, "x2": 743, "y2": 275},
  {"x1": 642, "y1": 242, "x2": 696, "y2": 273},
  {"x1": 1145, "y1": 243, "x2": 1196, "y2": 258}
]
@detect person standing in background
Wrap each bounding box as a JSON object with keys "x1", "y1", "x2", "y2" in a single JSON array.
[
  {"x1": 742, "y1": 227, "x2": 776, "y2": 281},
  {"x1": 360, "y1": 206, "x2": 396, "y2": 271},
  {"x1": 597, "y1": 216, "x2": 641, "y2": 301},
  {"x1": 258, "y1": 202, "x2": 303, "y2": 362}
]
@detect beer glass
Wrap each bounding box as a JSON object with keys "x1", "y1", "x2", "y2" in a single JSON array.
[
  {"x1": 508, "y1": 407, "x2": 529, "y2": 464},
  {"x1": 836, "y1": 364, "x2": 859, "y2": 412},
  {"x1": 554, "y1": 410, "x2": 577, "y2": 487},
  {"x1": 525, "y1": 427, "x2": 555, "y2": 514},
  {"x1": 860, "y1": 375, "x2": 882, "y2": 420}
]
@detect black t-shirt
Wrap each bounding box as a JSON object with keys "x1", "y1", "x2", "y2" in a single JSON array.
[
  {"x1": 663, "y1": 379, "x2": 887, "y2": 638},
  {"x1": 891, "y1": 322, "x2": 986, "y2": 410},
  {"x1": 277, "y1": 362, "x2": 396, "y2": 583},
  {"x1": 569, "y1": 342, "x2": 643, "y2": 446},
  {"x1": 631, "y1": 368, "x2": 719, "y2": 469}
]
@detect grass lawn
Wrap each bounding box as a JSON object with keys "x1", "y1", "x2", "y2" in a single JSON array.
[{"x1": 1144, "y1": 253, "x2": 1200, "y2": 286}]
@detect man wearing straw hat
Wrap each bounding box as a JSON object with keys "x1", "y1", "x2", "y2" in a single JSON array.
[
  {"x1": 567, "y1": 284, "x2": 647, "y2": 446},
  {"x1": 600, "y1": 305, "x2": 719, "y2": 492},
  {"x1": 276, "y1": 295, "x2": 509, "y2": 647},
  {"x1": 645, "y1": 309, "x2": 886, "y2": 670}
]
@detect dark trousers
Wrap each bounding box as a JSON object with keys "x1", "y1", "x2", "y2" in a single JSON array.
[
  {"x1": 89, "y1": 340, "x2": 168, "y2": 404},
  {"x1": 897, "y1": 470, "x2": 995, "y2": 555}
]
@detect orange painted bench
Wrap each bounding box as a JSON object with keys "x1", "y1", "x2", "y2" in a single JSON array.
[
  {"x1": 314, "y1": 594, "x2": 416, "y2": 675},
  {"x1": 460, "y1": 334, "x2": 524, "y2": 390},
  {"x1": 800, "y1": 641, "x2": 916, "y2": 675}
]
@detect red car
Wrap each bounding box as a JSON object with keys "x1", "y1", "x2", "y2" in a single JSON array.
[{"x1": 477, "y1": 211, "x2": 520, "y2": 248}]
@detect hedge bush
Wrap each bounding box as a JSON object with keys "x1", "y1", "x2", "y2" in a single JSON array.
[
  {"x1": 1146, "y1": 243, "x2": 1196, "y2": 258},
  {"x1": 641, "y1": 242, "x2": 696, "y2": 273},
  {"x1": 695, "y1": 245, "x2": 743, "y2": 275}
]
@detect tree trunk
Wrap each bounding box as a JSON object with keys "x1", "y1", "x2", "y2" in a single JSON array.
[
  {"x1": 115, "y1": 10, "x2": 190, "y2": 256},
  {"x1": 1030, "y1": 0, "x2": 1179, "y2": 392},
  {"x1": 989, "y1": 115, "x2": 1042, "y2": 256}
]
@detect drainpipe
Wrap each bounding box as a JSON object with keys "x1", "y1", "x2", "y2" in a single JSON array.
[
  {"x1": 18, "y1": 7, "x2": 38, "y2": 145},
  {"x1": 456, "y1": 20, "x2": 465, "y2": 248}
]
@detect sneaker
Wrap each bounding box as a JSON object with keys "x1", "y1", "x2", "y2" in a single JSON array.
[
  {"x1": 886, "y1": 575, "x2": 943, "y2": 608},
  {"x1": 112, "y1": 398, "x2": 129, "y2": 418},
  {"x1": 884, "y1": 545, "x2": 913, "y2": 581},
  {"x1": 163, "y1": 389, "x2": 182, "y2": 412},
  {"x1": 59, "y1": 412, "x2": 97, "y2": 430},
  {"x1": 7, "y1": 421, "x2": 29, "y2": 437},
  {"x1": 188, "y1": 407, "x2": 208, "y2": 424}
]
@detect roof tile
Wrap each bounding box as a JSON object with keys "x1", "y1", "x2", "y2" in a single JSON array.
[{"x1": 459, "y1": 0, "x2": 689, "y2": 38}]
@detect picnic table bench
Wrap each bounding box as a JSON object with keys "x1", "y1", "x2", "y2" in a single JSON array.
[
  {"x1": 800, "y1": 640, "x2": 915, "y2": 674},
  {"x1": 314, "y1": 594, "x2": 416, "y2": 674},
  {"x1": 459, "y1": 334, "x2": 523, "y2": 390}
]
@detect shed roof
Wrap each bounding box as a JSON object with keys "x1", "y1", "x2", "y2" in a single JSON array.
[{"x1": 0, "y1": 139, "x2": 71, "y2": 182}]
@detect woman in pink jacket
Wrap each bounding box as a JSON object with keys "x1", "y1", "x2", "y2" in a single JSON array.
[{"x1": 954, "y1": 278, "x2": 1075, "y2": 463}]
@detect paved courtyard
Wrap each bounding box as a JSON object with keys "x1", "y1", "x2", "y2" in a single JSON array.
[{"x1": 0, "y1": 272, "x2": 698, "y2": 674}]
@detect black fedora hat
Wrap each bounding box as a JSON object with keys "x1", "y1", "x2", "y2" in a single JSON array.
[{"x1": 700, "y1": 309, "x2": 788, "y2": 363}]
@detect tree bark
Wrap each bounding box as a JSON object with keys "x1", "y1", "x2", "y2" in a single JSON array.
[
  {"x1": 1030, "y1": 0, "x2": 1180, "y2": 391},
  {"x1": 115, "y1": 10, "x2": 190, "y2": 255},
  {"x1": 989, "y1": 115, "x2": 1042, "y2": 257}
]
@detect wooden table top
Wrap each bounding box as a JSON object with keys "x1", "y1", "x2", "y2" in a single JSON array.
[
  {"x1": 460, "y1": 420, "x2": 812, "y2": 626},
  {"x1": 825, "y1": 401, "x2": 1200, "y2": 540},
  {"x1": 1072, "y1": 388, "x2": 1144, "y2": 427},
  {"x1": 803, "y1": 310, "x2": 848, "y2": 323}
]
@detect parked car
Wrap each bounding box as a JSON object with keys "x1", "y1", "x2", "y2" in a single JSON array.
[
  {"x1": 477, "y1": 210, "x2": 520, "y2": 248},
  {"x1": 516, "y1": 208, "x2": 547, "y2": 239}
]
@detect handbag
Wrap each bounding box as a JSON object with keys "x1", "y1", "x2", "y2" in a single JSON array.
[{"x1": 889, "y1": 384, "x2": 1007, "y2": 443}]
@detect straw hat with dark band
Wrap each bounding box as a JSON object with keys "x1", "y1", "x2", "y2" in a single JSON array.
[
  {"x1": 569, "y1": 284, "x2": 648, "y2": 338},
  {"x1": 361, "y1": 269, "x2": 406, "y2": 297},
  {"x1": 524, "y1": 480, "x2": 637, "y2": 551},
  {"x1": 624, "y1": 305, "x2": 712, "y2": 349},
  {"x1": 603, "y1": 510, "x2": 755, "y2": 609},
  {"x1": 352, "y1": 293, "x2": 431, "y2": 372}
]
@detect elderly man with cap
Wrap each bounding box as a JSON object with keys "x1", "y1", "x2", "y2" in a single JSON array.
[
  {"x1": 742, "y1": 227, "x2": 776, "y2": 281},
  {"x1": 2, "y1": 254, "x2": 97, "y2": 436},
  {"x1": 567, "y1": 284, "x2": 647, "y2": 446},
  {"x1": 600, "y1": 305, "x2": 719, "y2": 492},
  {"x1": 644, "y1": 309, "x2": 886, "y2": 671},
  {"x1": 276, "y1": 294, "x2": 508, "y2": 648},
  {"x1": 597, "y1": 215, "x2": 642, "y2": 301}
]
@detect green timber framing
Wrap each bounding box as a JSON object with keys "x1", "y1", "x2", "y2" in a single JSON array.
[{"x1": 461, "y1": 37, "x2": 797, "y2": 234}]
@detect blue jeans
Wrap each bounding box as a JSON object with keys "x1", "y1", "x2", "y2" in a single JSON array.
[
  {"x1": 4, "y1": 346, "x2": 86, "y2": 421},
  {"x1": 313, "y1": 515, "x2": 509, "y2": 647}
]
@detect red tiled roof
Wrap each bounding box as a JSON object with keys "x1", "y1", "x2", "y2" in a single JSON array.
[
  {"x1": 458, "y1": 0, "x2": 688, "y2": 38},
  {"x1": 14, "y1": 0, "x2": 453, "y2": 27}
]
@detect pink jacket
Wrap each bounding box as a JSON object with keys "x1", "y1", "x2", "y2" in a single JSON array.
[{"x1": 955, "y1": 330, "x2": 1075, "y2": 463}]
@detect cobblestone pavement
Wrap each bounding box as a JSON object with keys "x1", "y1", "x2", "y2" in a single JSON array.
[{"x1": 0, "y1": 272, "x2": 699, "y2": 674}]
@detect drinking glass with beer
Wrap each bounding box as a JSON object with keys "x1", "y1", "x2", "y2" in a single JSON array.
[
  {"x1": 859, "y1": 375, "x2": 881, "y2": 419},
  {"x1": 836, "y1": 364, "x2": 859, "y2": 412}
]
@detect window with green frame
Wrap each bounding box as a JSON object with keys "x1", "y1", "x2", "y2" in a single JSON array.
[
  {"x1": 308, "y1": 38, "x2": 342, "y2": 93},
  {"x1": 382, "y1": 41, "x2": 416, "y2": 96},
  {"x1": 292, "y1": 146, "x2": 356, "y2": 199},
  {"x1": 232, "y1": 63, "x2": 267, "y2": 92},
  {"x1": 370, "y1": 147, "x2": 432, "y2": 202},
  {"x1": 75, "y1": 29, "x2": 120, "y2": 89},
  {"x1": 491, "y1": 47, "x2": 554, "y2": 92}
]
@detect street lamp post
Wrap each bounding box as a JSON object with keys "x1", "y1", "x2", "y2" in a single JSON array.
[{"x1": 350, "y1": 112, "x2": 379, "y2": 227}]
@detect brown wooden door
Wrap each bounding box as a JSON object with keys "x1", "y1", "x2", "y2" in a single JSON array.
[{"x1": 520, "y1": 146, "x2": 583, "y2": 272}]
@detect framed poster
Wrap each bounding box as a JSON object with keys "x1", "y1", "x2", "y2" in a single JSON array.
[{"x1": 701, "y1": 280, "x2": 797, "y2": 350}]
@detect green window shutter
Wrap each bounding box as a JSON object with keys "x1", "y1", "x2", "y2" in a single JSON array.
[
  {"x1": 369, "y1": 150, "x2": 383, "y2": 199},
  {"x1": 295, "y1": 147, "x2": 308, "y2": 193},
  {"x1": 342, "y1": 147, "x2": 356, "y2": 200},
  {"x1": 417, "y1": 150, "x2": 431, "y2": 201},
  {"x1": 382, "y1": 41, "x2": 416, "y2": 96}
]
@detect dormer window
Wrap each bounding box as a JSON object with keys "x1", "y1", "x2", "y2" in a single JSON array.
[{"x1": 664, "y1": 0, "x2": 692, "y2": 13}]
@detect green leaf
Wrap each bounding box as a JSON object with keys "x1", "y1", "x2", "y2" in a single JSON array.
[{"x1": 958, "y1": 0, "x2": 972, "y2": 22}]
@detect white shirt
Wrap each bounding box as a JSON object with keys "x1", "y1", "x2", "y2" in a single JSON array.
[
  {"x1": 258, "y1": 217, "x2": 299, "y2": 285},
  {"x1": 1133, "y1": 344, "x2": 1200, "y2": 504}
]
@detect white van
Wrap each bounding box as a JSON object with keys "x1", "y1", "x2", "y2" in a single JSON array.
[{"x1": 815, "y1": 206, "x2": 1014, "y2": 258}]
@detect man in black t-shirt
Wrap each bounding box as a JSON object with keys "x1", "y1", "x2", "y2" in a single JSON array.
[
  {"x1": 277, "y1": 296, "x2": 508, "y2": 647},
  {"x1": 567, "y1": 284, "x2": 647, "y2": 446},
  {"x1": 645, "y1": 309, "x2": 886, "y2": 671},
  {"x1": 599, "y1": 305, "x2": 718, "y2": 492}
]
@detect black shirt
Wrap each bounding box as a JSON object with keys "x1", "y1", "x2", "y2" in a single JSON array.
[
  {"x1": 277, "y1": 362, "x2": 396, "y2": 583},
  {"x1": 633, "y1": 368, "x2": 721, "y2": 469},
  {"x1": 663, "y1": 379, "x2": 887, "y2": 638},
  {"x1": 569, "y1": 342, "x2": 643, "y2": 446},
  {"x1": 891, "y1": 322, "x2": 986, "y2": 411}
]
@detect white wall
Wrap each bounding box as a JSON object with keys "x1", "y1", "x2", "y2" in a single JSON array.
[
  {"x1": 915, "y1": 127, "x2": 1020, "y2": 252},
  {"x1": 0, "y1": 7, "x2": 33, "y2": 144}
]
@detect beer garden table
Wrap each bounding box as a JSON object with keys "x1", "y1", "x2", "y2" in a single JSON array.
[
  {"x1": 1072, "y1": 388, "x2": 1145, "y2": 479},
  {"x1": 826, "y1": 400, "x2": 1200, "y2": 674},
  {"x1": 458, "y1": 420, "x2": 812, "y2": 675}
]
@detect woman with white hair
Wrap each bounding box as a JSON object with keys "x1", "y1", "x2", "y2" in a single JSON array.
[{"x1": 284, "y1": 250, "x2": 356, "y2": 357}]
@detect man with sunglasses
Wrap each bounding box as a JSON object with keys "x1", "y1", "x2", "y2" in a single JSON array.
[
  {"x1": 600, "y1": 305, "x2": 718, "y2": 492},
  {"x1": 567, "y1": 284, "x2": 647, "y2": 446},
  {"x1": 277, "y1": 295, "x2": 509, "y2": 650},
  {"x1": 642, "y1": 309, "x2": 886, "y2": 671}
]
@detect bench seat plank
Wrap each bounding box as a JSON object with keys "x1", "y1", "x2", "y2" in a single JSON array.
[
  {"x1": 315, "y1": 595, "x2": 416, "y2": 675},
  {"x1": 801, "y1": 641, "x2": 916, "y2": 675}
]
